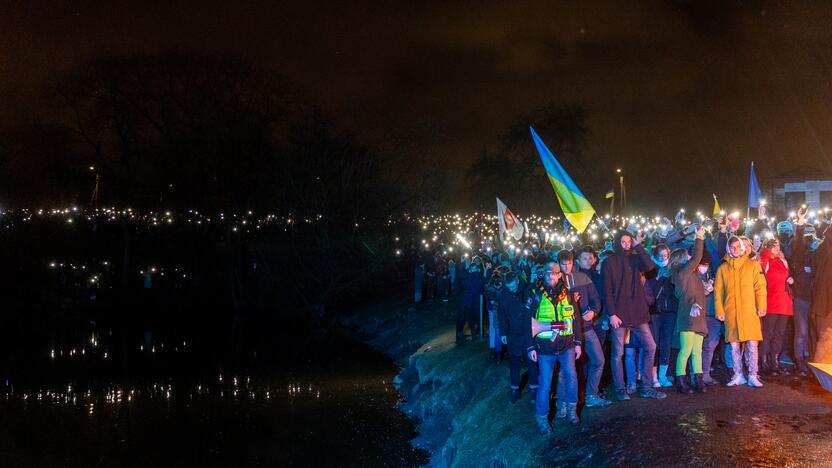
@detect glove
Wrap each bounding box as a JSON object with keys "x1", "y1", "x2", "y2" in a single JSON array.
[{"x1": 690, "y1": 304, "x2": 702, "y2": 317}]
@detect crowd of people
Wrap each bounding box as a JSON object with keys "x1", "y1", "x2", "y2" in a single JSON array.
[{"x1": 408, "y1": 207, "x2": 831, "y2": 435}]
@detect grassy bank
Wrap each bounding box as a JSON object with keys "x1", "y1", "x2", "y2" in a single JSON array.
[{"x1": 345, "y1": 294, "x2": 832, "y2": 467}]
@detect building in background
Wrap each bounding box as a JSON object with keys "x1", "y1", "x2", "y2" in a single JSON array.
[{"x1": 768, "y1": 166, "x2": 832, "y2": 215}]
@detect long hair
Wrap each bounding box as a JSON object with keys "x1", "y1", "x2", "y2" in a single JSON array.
[{"x1": 667, "y1": 248, "x2": 689, "y2": 271}]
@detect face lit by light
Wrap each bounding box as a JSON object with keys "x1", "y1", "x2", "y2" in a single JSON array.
[{"x1": 729, "y1": 239, "x2": 743, "y2": 258}]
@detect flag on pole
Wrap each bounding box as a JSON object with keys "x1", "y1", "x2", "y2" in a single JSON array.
[
  {"x1": 712, "y1": 194, "x2": 722, "y2": 217},
  {"x1": 529, "y1": 127, "x2": 596, "y2": 233},
  {"x1": 496, "y1": 197, "x2": 524, "y2": 242},
  {"x1": 606, "y1": 188, "x2": 615, "y2": 216},
  {"x1": 748, "y1": 161, "x2": 763, "y2": 208}
]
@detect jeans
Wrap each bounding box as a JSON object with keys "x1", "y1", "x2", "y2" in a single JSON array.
[
  {"x1": 488, "y1": 308, "x2": 501, "y2": 350},
  {"x1": 610, "y1": 323, "x2": 657, "y2": 390},
  {"x1": 583, "y1": 329, "x2": 605, "y2": 397},
  {"x1": 625, "y1": 348, "x2": 639, "y2": 386},
  {"x1": 655, "y1": 312, "x2": 676, "y2": 365},
  {"x1": 760, "y1": 314, "x2": 789, "y2": 356},
  {"x1": 510, "y1": 354, "x2": 539, "y2": 390},
  {"x1": 594, "y1": 321, "x2": 608, "y2": 349},
  {"x1": 536, "y1": 348, "x2": 577, "y2": 417},
  {"x1": 702, "y1": 317, "x2": 723, "y2": 377},
  {"x1": 730, "y1": 341, "x2": 759, "y2": 377},
  {"x1": 794, "y1": 299, "x2": 810, "y2": 361},
  {"x1": 414, "y1": 266, "x2": 425, "y2": 303}
]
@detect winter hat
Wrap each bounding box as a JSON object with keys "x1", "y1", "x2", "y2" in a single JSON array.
[{"x1": 699, "y1": 249, "x2": 712, "y2": 266}]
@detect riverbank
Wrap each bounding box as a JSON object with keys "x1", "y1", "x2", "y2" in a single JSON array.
[{"x1": 345, "y1": 295, "x2": 832, "y2": 467}]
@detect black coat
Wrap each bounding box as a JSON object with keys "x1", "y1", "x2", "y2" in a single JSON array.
[
  {"x1": 602, "y1": 231, "x2": 656, "y2": 327},
  {"x1": 497, "y1": 288, "x2": 533, "y2": 356}
]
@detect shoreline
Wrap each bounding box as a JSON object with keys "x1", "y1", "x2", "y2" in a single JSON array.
[
  {"x1": 342, "y1": 296, "x2": 551, "y2": 467},
  {"x1": 344, "y1": 295, "x2": 832, "y2": 467}
]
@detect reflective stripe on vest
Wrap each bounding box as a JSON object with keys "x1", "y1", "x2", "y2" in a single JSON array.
[{"x1": 535, "y1": 289, "x2": 575, "y2": 339}]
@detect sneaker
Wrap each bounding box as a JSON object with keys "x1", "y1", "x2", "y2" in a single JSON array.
[
  {"x1": 616, "y1": 389, "x2": 631, "y2": 401},
  {"x1": 510, "y1": 389, "x2": 521, "y2": 403},
  {"x1": 554, "y1": 401, "x2": 567, "y2": 420},
  {"x1": 653, "y1": 380, "x2": 661, "y2": 388},
  {"x1": 703, "y1": 374, "x2": 718, "y2": 386},
  {"x1": 747, "y1": 375, "x2": 764, "y2": 388},
  {"x1": 739, "y1": 373, "x2": 747, "y2": 385},
  {"x1": 658, "y1": 376, "x2": 674, "y2": 387},
  {"x1": 585, "y1": 394, "x2": 612, "y2": 407},
  {"x1": 726, "y1": 373, "x2": 744, "y2": 386},
  {"x1": 639, "y1": 386, "x2": 667, "y2": 399},
  {"x1": 535, "y1": 415, "x2": 553, "y2": 434},
  {"x1": 626, "y1": 383, "x2": 637, "y2": 395}
]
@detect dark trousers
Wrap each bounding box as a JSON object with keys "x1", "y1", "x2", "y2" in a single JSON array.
[
  {"x1": 760, "y1": 314, "x2": 789, "y2": 357},
  {"x1": 794, "y1": 298, "x2": 811, "y2": 361},
  {"x1": 509, "y1": 354, "x2": 539, "y2": 390},
  {"x1": 651, "y1": 312, "x2": 676, "y2": 366},
  {"x1": 456, "y1": 304, "x2": 479, "y2": 339}
]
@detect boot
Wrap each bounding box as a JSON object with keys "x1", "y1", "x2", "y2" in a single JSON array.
[
  {"x1": 775, "y1": 354, "x2": 791, "y2": 375},
  {"x1": 676, "y1": 374, "x2": 694, "y2": 394},
  {"x1": 796, "y1": 359, "x2": 809, "y2": 377},
  {"x1": 657, "y1": 365, "x2": 673, "y2": 387},
  {"x1": 535, "y1": 414, "x2": 553, "y2": 434},
  {"x1": 566, "y1": 402, "x2": 580, "y2": 426},
  {"x1": 767, "y1": 354, "x2": 780, "y2": 377},
  {"x1": 510, "y1": 389, "x2": 521, "y2": 403},
  {"x1": 693, "y1": 373, "x2": 707, "y2": 393},
  {"x1": 759, "y1": 354, "x2": 771, "y2": 376},
  {"x1": 554, "y1": 400, "x2": 568, "y2": 419}
]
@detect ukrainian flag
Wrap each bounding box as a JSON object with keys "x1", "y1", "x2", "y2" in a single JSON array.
[
  {"x1": 605, "y1": 189, "x2": 615, "y2": 199},
  {"x1": 530, "y1": 126, "x2": 596, "y2": 233}
]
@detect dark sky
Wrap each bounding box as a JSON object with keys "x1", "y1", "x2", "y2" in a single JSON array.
[{"x1": 3, "y1": 0, "x2": 832, "y2": 212}]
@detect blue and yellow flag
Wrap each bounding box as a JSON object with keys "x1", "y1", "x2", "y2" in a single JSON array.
[
  {"x1": 530, "y1": 127, "x2": 596, "y2": 233},
  {"x1": 605, "y1": 188, "x2": 615, "y2": 199}
]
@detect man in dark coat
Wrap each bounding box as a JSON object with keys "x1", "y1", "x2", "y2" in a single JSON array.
[
  {"x1": 498, "y1": 272, "x2": 538, "y2": 402},
  {"x1": 602, "y1": 230, "x2": 667, "y2": 401},
  {"x1": 457, "y1": 259, "x2": 485, "y2": 343}
]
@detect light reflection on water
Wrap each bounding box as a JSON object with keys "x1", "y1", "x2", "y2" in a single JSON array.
[{"x1": 3, "y1": 375, "x2": 336, "y2": 410}]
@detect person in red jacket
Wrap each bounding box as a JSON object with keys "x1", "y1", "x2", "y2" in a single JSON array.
[{"x1": 759, "y1": 238, "x2": 795, "y2": 376}]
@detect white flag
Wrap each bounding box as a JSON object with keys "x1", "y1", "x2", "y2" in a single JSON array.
[{"x1": 496, "y1": 197, "x2": 524, "y2": 242}]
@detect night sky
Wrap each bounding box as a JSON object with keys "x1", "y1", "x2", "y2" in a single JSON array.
[{"x1": 3, "y1": 1, "x2": 832, "y2": 211}]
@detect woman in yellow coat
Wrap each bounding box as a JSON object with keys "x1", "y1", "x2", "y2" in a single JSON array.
[{"x1": 715, "y1": 236, "x2": 768, "y2": 388}]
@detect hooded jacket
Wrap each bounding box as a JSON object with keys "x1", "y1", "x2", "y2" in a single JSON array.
[
  {"x1": 715, "y1": 249, "x2": 767, "y2": 342},
  {"x1": 759, "y1": 248, "x2": 793, "y2": 316},
  {"x1": 601, "y1": 231, "x2": 657, "y2": 327},
  {"x1": 497, "y1": 287, "x2": 533, "y2": 356},
  {"x1": 792, "y1": 225, "x2": 815, "y2": 301}
]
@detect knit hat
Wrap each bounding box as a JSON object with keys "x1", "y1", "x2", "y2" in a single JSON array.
[{"x1": 699, "y1": 249, "x2": 712, "y2": 266}]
